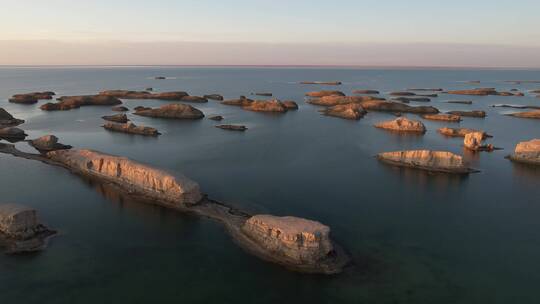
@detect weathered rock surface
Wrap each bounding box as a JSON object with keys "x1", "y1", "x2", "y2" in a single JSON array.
[
  {"x1": 446, "y1": 100, "x2": 472, "y2": 105},
  {"x1": 305, "y1": 90, "x2": 345, "y2": 98},
  {"x1": 447, "y1": 110, "x2": 486, "y2": 118},
  {"x1": 47, "y1": 149, "x2": 202, "y2": 206},
  {"x1": 392, "y1": 97, "x2": 431, "y2": 103},
  {"x1": 216, "y1": 124, "x2": 247, "y2": 131},
  {"x1": 0, "y1": 127, "x2": 27, "y2": 140},
  {"x1": 506, "y1": 110, "x2": 540, "y2": 119},
  {"x1": 375, "y1": 117, "x2": 426, "y2": 133},
  {"x1": 320, "y1": 104, "x2": 366, "y2": 120},
  {"x1": 103, "y1": 122, "x2": 160, "y2": 136},
  {"x1": 507, "y1": 139, "x2": 540, "y2": 165},
  {"x1": 464, "y1": 132, "x2": 494, "y2": 151},
  {"x1": 30, "y1": 135, "x2": 72, "y2": 152},
  {"x1": 208, "y1": 115, "x2": 224, "y2": 121},
  {"x1": 422, "y1": 114, "x2": 462, "y2": 122},
  {"x1": 221, "y1": 96, "x2": 254, "y2": 106},
  {"x1": 99, "y1": 90, "x2": 189, "y2": 101},
  {"x1": 307, "y1": 95, "x2": 384, "y2": 107},
  {"x1": 353, "y1": 90, "x2": 380, "y2": 94},
  {"x1": 300, "y1": 81, "x2": 341, "y2": 85},
  {"x1": 102, "y1": 113, "x2": 129, "y2": 123},
  {"x1": 377, "y1": 150, "x2": 476, "y2": 174},
  {"x1": 359, "y1": 100, "x2": 439, "y2": 114},
  {"x1": 9, "y1": 92, "x2": 55, "y2": 104},
  {"x1": 0, "y1": 108, "x2": 24, "y2": 127},
  {"x1": 282, "y1": 101, "x2": 299, "y2": 110},
  {"x1": 242, "y1": 100, "x2": 288, "y2": 113},
  {"x1": 0, "y1": 204, "x2": 56, "y2": 253},
  {"x1": 41, "y1": 95, "x2": 122, "y2": 111},
  {"x1": 204, "y1": 94, "x2": 224, "y2": 101},
  {"x1": 111, "y1": 106, "x2": 129, "y2": 112},
  {"x1": 438, "y1": 127, "x2": 490, "y2": 138},
  {"x1": 134, "y1": 103, "x2": 204, "y2": 119}
]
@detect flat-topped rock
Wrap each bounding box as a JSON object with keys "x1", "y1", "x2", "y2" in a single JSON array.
[
  {"x1": 47, "y1": 149, "x2": 202, "y2": 206},
  {"x1": 99, "y1": 90, "x2": 189, "y2": 101},
  {"x1": 0, "y1": 108, "x2": 24, "y2": 127},
  {"x1": 134, "y1": 103, "x2": 204, "y2": 119},
  {"x1": 252, "y1": 92, "x2": 272, "y2": 97},
  {"x1": 111, "y1": 106, "x2": 129, "y2": 112},
  {"x1": 102, "y1": 113, "x2": 129, "y2": 123},
  {"x1": 308, "y1": 95, "x2": 384, "y2": 106},
  {"x1": 422, "y1": 113, "x2": 462, "y2": 122},
  {"x1": 377, "y1": 150, "x2": 477, "y2": 174},
  {"x1": 282, "y1": 101, "x2": 299, "y2": 110},
  {"x1": 221, "y1": 96, "x2": 254, "y2": 106},
  {"x1": 447, "y1": 110, "x2": 486, "y2": 118},
  {"x1": 492, "y1": 104, "x2": 540, "y2": 109},
  {"x1": 0, "y1": 204, "x2": 56, "y2": 253},
  {"x1": 407, "y1": 88, "x2": 443, "y2": 92},
  {"x1": 392, "y1": 97, "x2": 431, "y2": 103},
  {"x1": 300, "y1": 81, "x2": 341, "y2": 85},
  {"x1": 507, "y1": 139, "x2": 540, "y2": 165},
  {"x1": 506, "y1": 110, "x2": 540, "y2": 119},
  {"x1": 9, "y1": 92, "x2": 55, "y2": 104},
  {"x1": 103, "y1": 122, "x2": 160, "y2": 136},
  {"x1": 390, "y1": 92, "x2": 416, "y2": 96},
  {"x1": 446, "y1": 100, "x2": 472, "y2": 105},
  {"x1": 208, "y1": 115, "x2": 224, "y2": 121},
  {"x1": 445, "y1": 88, "x2": 520, "y2": 96},
  {"x1": 242, "y1": 100, "x2": 288, "y2": 113},
  {"x1": 204, "y1": 94, "x2": 224, "y2": 101},
  {"x1": 320, "y1": 103, "x2": 366, "y2": 120},
  {"x1": 375, "y1": 117, "x2": 426, "y2": 133},
  {"x1": 438, "y1": 127, "x2": 490, "y2": 138},
  {"x1": 41, "y1": 95, "x2": 122, "y2": 111},
  {"x1": 30, "y1": 135, "x2": 72, "y2": 152},
  {"x1": 359, "y1": 100, "x2": 439, "y2": 114},
  {"x1": 0, "y1": 127, "x2": 27, "y2": 140},
  {"x1": 216, "y1": 124, "x2": 247, "y2": 131},
  {"x1": 305, "y1": 90, "x2": 345, "y2": 98},
  {"x1": 353, "y1": 89, "x2": 380, "y2": 94},
  {"x1": 464, "y1": 132, "x2": 494, "y2": 151},
  {"x1": 180, "y1": 96, "x2": 208, "y2": 103}
]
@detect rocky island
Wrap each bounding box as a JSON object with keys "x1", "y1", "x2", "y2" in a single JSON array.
[
  {"x1": 215, "y1": 124, "x2": 247, "y2": 131},
  {"x1": 134, "y1": 103, "x2": 204, "y2": 119},
  {"x1": 505, "y1": 110, "x2": 540, "y2": 119},
  {"x1": 377, "y1": 150, "x2": 478, "y2": 174},
  {"x1": 374, "y1": 117, "x2": 426, "y2": 133},
  {"x1": 422, "y1": 114, "x2": 462, "y2": 122},
  {"x1": 438, "y1": 127, "x2": 491, "y2": 138},
  {"x1": 103, "y1": 122, "x2": 161, "y2": 136},
  {"x1": 447, "y1": 110, "x2": 486, "y2": 118},
  {"x1": 41, "y1": 95, "x2": 122, "y2": 111},
  {"x1": 320, "y1": 104, "x2": 366, "y2": 120},
  {"x1": 305, "y1": 90, "x2": 345, "y2": 98},
  {"x1": 0, "y1": 127, "x2": 27, "y2": 142},
  {"x1": 30, "y1": 135, "x2": 72, "y2": 152},
  {"x1": 506, "y1": 139, "x2": 540, "y2": 165},
  {"x1": 102, "y1": 114, "x2": 129, "y2": 123},
  {"x1": 353, "y1": 90, "x2": 380, "y2": 94},
  {"x1": 9, "y1": 92, "x2": 55, "y2": 104},
  {"x1": 464, "y1": 132, "x2": 494, "y2": 152}
]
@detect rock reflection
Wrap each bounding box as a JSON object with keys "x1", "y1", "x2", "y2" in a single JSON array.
[
  {"x1": 510, "y1": 162, "x2": 540, "y2": 185},
  {"x1": 382, "y1": 164, "x2": 468, "y2": 192}
]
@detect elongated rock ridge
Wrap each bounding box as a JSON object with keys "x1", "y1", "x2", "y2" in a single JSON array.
[
  {"x1": 506, "y1": 110, "x2": 540, "y2": 119},
  {"x1": 438, "y1": 127, "x2": 490, "y2": 138},
  {"x1": 99, "y1": 90, "x2": 189, "y2": 100},
  {"x1": 9, "y1": 92, "x2": 55, "y2": 104},
  {"x1": 377, "y1": 150, "x2": 477, "y2": 174},
  {"x1": 308, "y1": 95, "x2": 384, "y2": 107},
  {"x1": 422, "y1": 114, "x2": 462, "y2": 122},
  {"x1": 320, "y1": 103, "x2": 366, "y2": 120},
  {"x1": 103, "y1": 122, "x2": 160, "y2": 136},
  {"x1": 134, "y1": 103, "x2": 204, "y2": 119},
  {"x1": 41, "y1": 95, "x2": 122, "y2": 111},
  {"x1": 305, "y1": 90, "x2": 345, "y2": 98},
  {"x1": 507, "y1": 139, "x2": 540, "y2": 165}
]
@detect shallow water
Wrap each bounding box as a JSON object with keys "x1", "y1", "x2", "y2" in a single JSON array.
[{"x1": 1, "y1": 67, "x2": 540, "y2": 304}]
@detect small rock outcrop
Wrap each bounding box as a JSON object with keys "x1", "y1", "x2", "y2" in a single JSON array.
[
  {"x1": 507, "y1": 139, "x2": 540, "y2": 165},
  {"x1": 9, "y1": 92, "x2": 55, "y2": 104},
  {"x1": 320, "y1": 104, "x2": 366, "y2": 120},
  {"x1": 221, "y1": 96, "x2": 254, "y2": 106},
  {"x1": 308, "y1": 95, "x2": 384, "y2": 107},
  {"x1": 0, "y1": 127, "x2": 27, "y2": 140},
  {"x1": 41, "y1": 95, "x2": 122, "y2": 111},
  {"x1": 204, "y1": 94, "x2": 224, "y2": 101},
  {"x1": 215, "y1": 124, "x2": 247, "y2": 131},
  {"x1": 447, "y1": 110, "x2": 486, "y2": 118},
  {"x1": 242, "y1": 100, "x2": 288, "y2": 113},
  {"x1": 103, "y1": 122, "x2": 160, "y2": 136},
  {"x1": 282, "y1": 101, "x2": 299, "y2": 110},
  {"x1": 506, "y1": 110, "x2": 540, "y2": 119},
  {"x1": 392, "y1": 97, "x2": 431, "y2": 103},
  {"x1": 407, "y1": 88, "x2": 443, "y2": 92},
  {"x1": 30, "y1": 135, "x2": 72, "y2": 152},
  {"x1": 134, "y1": 104, "x2": 204, "y2": 119},
  {"x1": 377, "y1": 150, "x2": 476, "y2": 174},
  {"x1": 438, "y1": 127, "x2": 490, "y2": 138},
  {"x1": 99, "y1": 90, "x2": 189, "y2": 101},
  {"x1": 47, "y1": 149, "x2": 202, "y2": 206},
  {"x1": 0, "y1": 108, "x2": 24, "y2": 127},
  {"x1": 0, "y1": 204, "x2": 56, "y2": 253},
  {"x1": 252, "y1": 92, "x2": 272, "y2": 97},
  {"x1": 374, "y1": 117, "x2": 426, "y2": 133},
  {"x1": 422, "y1": 114, "x2": 462, "y2": 122},
  {"x1": 353, "y1": 90, "x2": 380, "y2": 94},
  {"x1": 111, "y1": 106, "x2": 129, "y2": 112},
  {"x1": 446, "y1": 100, "x2": 472, "y2": 105},
  {"x1": 102, "y1": 114, "x2": 129, "y2": 123},
  {"x1": 180, "y1": 96, "x2": 208, "y2": 103},
  {"x1": 305, "y1": 90, "x2": 345, "y2": 98},
  {"x1": 464, "y1": 132, "x2": 494, "y2": 151},
  {"x1": 300, "y1": 81, "x2": 341, "y2": 85},
  {"x1": 446, "y1": 88, "x2": 521, "y2": 96},
  {"x1": 208, "y1": 115, "x2": 224, "y2": 121},
  {"x1": 390, "y1": 92, "x2": 416, "y2": 96}
]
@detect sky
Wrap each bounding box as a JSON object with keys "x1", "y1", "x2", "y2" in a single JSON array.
[{"x1": 1, "y1": 0, "x2": 539, "y2": 67}]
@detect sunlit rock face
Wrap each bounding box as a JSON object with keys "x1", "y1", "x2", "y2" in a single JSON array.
[
  {"x1": 308, "y1": 95, "x2": 383, "y2": 107},
  {"x1": 47, "y1": 149, "x2": 202, "y2": 206},
  {"x1": 134, "y1": 103, "x2": 204, "y2": 119},
  {"x1": 242, "y1": 215, "x2": 334, "y2": 264},
  {"x1": 508, "y1": 139, "x2": 540, "y2": 165},
  {"x1": 374, "y1": 117, "x2": 426, "y2": 133},
  {"x1": 377, "y1": 150, "x2": 474, "y2": 173},
  {"x1": 438, "y1": 127, "x2": 487, "y2": 138},
  {"x1": 507, "y1": 110, "x2": 540, "y2": 119},
  {"x1": 320, "y1": 103, "x2": 366, "y2": 120},
  {"x1": 305, "y1": 90, "x2": 345, "y2": 98},
  {"x1": 242, "y1": 100, "x2": 288, "y2": 113},
  {"x1": 464, "y1": 132, "x2": 494, "y2": 151}
]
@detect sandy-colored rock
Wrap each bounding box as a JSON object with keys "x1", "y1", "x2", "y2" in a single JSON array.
[
  {"x1": 300, "y1": 81, "x2": 341, "y2": 85},
  {"x1": 30, "y1": 135, "x2": 72, "y2": 152},
  {"x1": 99, "y1": 90, "x2": 189, "y2": 101},
  {"x1": 134, "y1": 103, "x2": 204, "y2": 119},
  {"x1": 464, "y1": 132, "x2": 494, "y2": 151},
  {"x1": 0, "y1": 108, "x2": 24, "y2": 127},
  {"x1": 242, "y1": 100, "x2": 288, "y2": 113},
  {"x1": 103, "y1": 122, "x2": 160, "y2": 136},
  {"x1": 422, "y1": 114, "x2": 462, "y2": 122},
  {"x1": 377, "y1": 150, "x2": 476, "y2": 174},
  {"x1": 375, "y1": 117, "x2": 426, "y2": 133},
  {"x1": 9, "y1": 92, "x2": 55, "y2": 104},
  {"x1": 216, "y1": 124, "x2": 247, "y2": 131},
  {"x1": 111, "y1": 106, "x2": 129, "y2": 112},
  {"x1": 102, "y1": 113, "x2": 129, "y2": 123},
  {"x1": 180, "y1": 96, "x2": 208, "y2": 103},
  {"x1": 242, "y1": 215, "x2": 334, "y2": 264},
  {"x1": 353, "y1": 90, "x2": 380, "y2": 94},
  {"x1": 308, "y1": 95, "x2": 384, "y2": 106},
  {"x1": 506, "y1": 110, "x2": 540, "y2": 119},
  {"x1": 47, "y1": 149, "x2": 202, "y2": 206},
  {"x1": 282, "y1": 101, "x2": 299, "y2": 110},
  {"x1": 0, "y1": 127, "x2": 27, "y2": 139},
  {"x1": 447, "y1": 110, "x2": 486, "y2": 118},
  {"x1": 438, "y1": 127, "x2": 489, "y2": 138},
  {"x1": 204, "y1": 94, "x2": 224, "y2": 101},
  {"x1": 320, "y1": 104, "x2": 366, "y2": 120},
  {"x1": 507, "y1": 139, "x2": 540, "y2": 165},
  {"x1": 41, "y1": 95, "x2": 122, "y2": 111},
  {"x1": 221, "y1": 96, "x2": 254, "y2": 106},
  {"x1": 359, "y1": 100, "x2": 439, "y2": 114},
  {"x1": 305, "y1": 90, "x2": 345, "y2": 98}
]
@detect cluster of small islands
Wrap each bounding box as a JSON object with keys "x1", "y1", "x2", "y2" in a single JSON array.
[{"x1": 1, "y1": 79, "x2": 539, "y2": 275}]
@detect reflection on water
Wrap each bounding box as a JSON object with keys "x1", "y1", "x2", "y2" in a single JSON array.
[{"x1": 511, "y1": 162, "x2": 540, "y2": 185}]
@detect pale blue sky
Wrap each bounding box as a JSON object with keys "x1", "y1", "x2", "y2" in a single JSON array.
[{"x1": 1, "y1": 0, "x2": 539, "y2": 66}]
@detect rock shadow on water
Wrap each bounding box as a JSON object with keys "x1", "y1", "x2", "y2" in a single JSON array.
[
  {"x1": 378, "y1": 161, "x2": 470, "y2": 190},
  {"x1": 510, "y1": 162, "x2": 540, "y2": 184}
]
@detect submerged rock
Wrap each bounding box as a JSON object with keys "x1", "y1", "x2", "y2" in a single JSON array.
[
  {"x1": 438, "y1": 127, "x2": 490, "y2": 138},
  {"x1": 506, "y1": 110, "x2": 540, "y2": 119},
  {"x1": 242, "y1": 100, "x2": 288, "y2": 113},
  {"x1": 377, "y1": 150, "x2": 477, "y2": 174},
  {"x1": 0, "y1": 204, "x2": 56, "y2": 254},
  {"x1": 47, "y1": 149, "x2": 202, "y2": 206},
  {"x1": 102, "y1": 113, "x2": 129, "y2": 123},
  {"x1": 307, "y1": 95, "x2": 383, "y2": 106},
  {"x1": 300, "y1": 81, "x2": 341, "y2": 85},
  {"x1": 305, "y1": 90, "x2": 345, "y2": 98},
  {"x1": 204, "y1": 94, "x2": 224, "y2": 101},
  {"x1": 111, "y1": 106, "x2": 129, "y2": 112},
  {"x1": 30, "y1": 135, "x2": 72, "y2": 152},
  {"x1": 0, "y1": 108, "x2": 24, "y2": 127},
  {"x1": 215, "y1": 124, "x2": 247, "y2": 131},
  {"x1": 464, "y1": 132, "x2": 494, "y2": 151},
  {"x1": 9, "y1": 92, "x2": 55, "y2": 104},
  {"x1": 353, "y1": 90, "x2": 380, "y2": 94},
  {"x1": 99, "y1": 90, "x2": 189, "y2": 101},
  {"x1": 282, "y1": 101, "x2": 299, "y2": 110},
  {"x1": 447, "y1": 110, "x2": 486, "y2": 118},
  {"x1": 507, "y1": 139, "x2": 540, "y2": 165},
  {"x1": 0, "y1": 127, "x2": 27, "y2": 140},
  {"x1": 134, "y1": 103, "x2": 204, "y2": 119},
  {"x1": 103, "y1": 122, "x2": 160, "y2": 136},
  {"x1": 422, "y1": 114, "x2": 462, "y2": 122},
  {"x1": 208, "y1": 115, "x2": 224, "y2": 121},
  {"x1": 374, "y1": 117, "x2": 426, "y2": 133},
  {"x1": 41, "y1": 95, "x2": 122, "y2": 111},
  {"x1": 320, "y1": 104, "x2": 366, "y2": 120}
]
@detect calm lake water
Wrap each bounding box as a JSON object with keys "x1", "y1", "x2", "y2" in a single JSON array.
[{"x1": 0, "y1": 67, "x2": 539, "y2": 304}]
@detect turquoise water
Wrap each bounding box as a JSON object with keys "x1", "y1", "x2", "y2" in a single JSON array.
[{"x1": 1, "y1": 67, "x2": 540, "y2": 303}]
